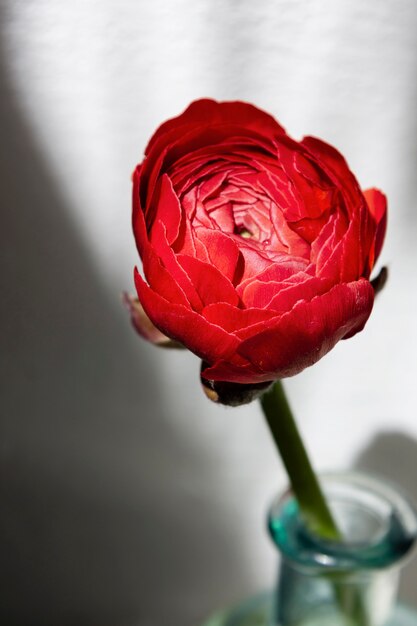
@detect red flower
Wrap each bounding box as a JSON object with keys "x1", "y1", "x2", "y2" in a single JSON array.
[{"x1": 130, "y1": 99, "x2": 387, "y2": 390}]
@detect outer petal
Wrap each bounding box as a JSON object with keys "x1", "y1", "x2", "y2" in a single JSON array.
[
  {"x1": 204, "y1": 280, "x2": 374, "y2": 383},
  {"x1": 301, "y1": 136, "x2": 364, "y2": 209},
  {"x1": 123, "y1": 293, "x2": 183, "y2": 348},
  {"x1": 363, "y1": 188, "x2": 387, "y2": 266},
  {"x1": 139, "y1": 249, "x2": 190, "y2": 307},
  {"x1": 141, "y1": 127, "x2": 257, "y2": 216},
  {"x1": 145, "y1": 99, "x2": 286, "y2": 155},
  {"x1": 132, "y1": 165, "x2": 148, "y2": 257},
  {"x1": 148, "y1": 221, "x2": 204, "y2": 311},
  {"x1": 239, "y1": 279, "x2": 374, "y2": 377},
  {"x1": 135, "y1": 271, "x2": 242, "y2": 364}
]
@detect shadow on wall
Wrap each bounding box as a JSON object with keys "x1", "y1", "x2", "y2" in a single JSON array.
[
  {"x1": 0, "y1": 8, "x2": 248, "y2": 626},
  {"x1": 354, "y1": 431, "x2": 417, "y2": 609}
]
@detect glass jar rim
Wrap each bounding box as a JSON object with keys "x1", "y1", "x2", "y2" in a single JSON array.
[{"x1": 268, "y1": 471, "x2": 417, "y2": 572}]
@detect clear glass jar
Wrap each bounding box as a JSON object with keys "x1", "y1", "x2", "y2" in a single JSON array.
[
  {"x1": 268, "y1": 472, "x2": 417, "y2": 626},
  {"x1": 203, "y1": 472, "x2": 417, "y2": 626}
]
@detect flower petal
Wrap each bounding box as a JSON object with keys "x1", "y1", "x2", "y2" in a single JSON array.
[
  {"x1": 138, "y1": 248, "x2": 190, "y2": 308},
  {"x1": 202, "y1": 302, "x2": 277, "y2": 331},
  {"x1": 177, "y1": 255, "x2": 240, "y2": 307},
  {"x1": 132, "y1": 165, "x2": 148, "y2": 257},
  {"x1": 193, "y1": 228, "x2": 243, "y2": 283},
  {"x1": 235, "y1": 280, "x2": 374, "y2": 380},
  {"x1": 301, "y1": 136, "x2": 363, "y2": 209},
  {"x1": 135, "y1": 272, "x2": 241, "y2": 363},
  {"x1": 153, "y1": 174, "x2": 182, "y2": 245},
  {"x1": 201, "y1": 360, "x2": 268, "y2": 385},
  {"x1": 363, "y1": 188, "x2": 387, "y2": 266},
  {"x1": 123, "y1": 292, "x2": 183, "y2": 348},
  {"x1": 145, "y1": 98, "x2": 286, "y2": 156}
]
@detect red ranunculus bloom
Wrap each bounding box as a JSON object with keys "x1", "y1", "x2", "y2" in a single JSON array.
[{"x1": 130, "y1": 99, "x2": 387, "y2": 387}]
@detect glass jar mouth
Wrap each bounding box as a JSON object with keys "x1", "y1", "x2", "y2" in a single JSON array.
[{"x1": 268, "y1": 471, "x2": 417, "y2": 572}]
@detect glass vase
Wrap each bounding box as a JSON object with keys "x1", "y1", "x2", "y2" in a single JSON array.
[{"x1": 204, "y1": 472, "x2": 417, "y2": 626}]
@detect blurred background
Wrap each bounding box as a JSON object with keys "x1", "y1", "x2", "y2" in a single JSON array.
[{"x1": 1, "y1": 1, "x2": 417, "y2": 624}]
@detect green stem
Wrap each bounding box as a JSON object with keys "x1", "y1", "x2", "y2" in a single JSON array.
[
  {"x1": 261, "y1": 380, "x2": 369, "y2": 625},
  {"x1": 261, "y1": 380, "x2": 340, "y2": 540}
]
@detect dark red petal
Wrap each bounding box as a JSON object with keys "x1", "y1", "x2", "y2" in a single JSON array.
[
  {"x1": 139, "y1": 129, "x2": 220, "y2": 215},
  {"x1": 301, "y1": 137, "x2": 373, "y2": 245},
  {"x1": 301, "y1": 136, "x2": 365, "y2": 211},
  {"x1": 132, "y1": 165, "x2": 148, "y2": 257},
  {"x1": 182, "y1": 100, "x2": 286, "y2": 136},
  {"x1": 236, "y1": 280, "x2": 374, "y2": 379},
  {"x1": 145, "y1": 99, "x2": 286, "y2": 156},
  {"x1": 363, "y1": 188, "x2": 387, "y2": 266},
  {"x1": 162, "y1": 126, "x2": 275, "y2": 174},
  {"x1": 274, "y1": 140, "x2": 334, "y2": 221},
  {"x1": 134, "y1": 272, "x2": 241, "y2": 363},
  {"x1": 140, "y1": 145, "x2": 169, "y2": 217}
]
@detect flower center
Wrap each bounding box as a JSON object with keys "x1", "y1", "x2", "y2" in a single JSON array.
[
  {"x1": 179, "y1": 164, "x2": 311, "y2": 260},
  {"x1": 234, "y1": 226, "x2": 253, "y2": 239}
]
